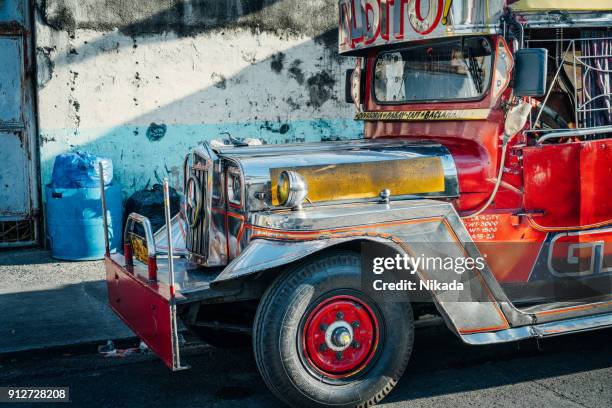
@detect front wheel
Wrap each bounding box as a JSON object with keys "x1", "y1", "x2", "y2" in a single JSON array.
[{"x1": 253, "y1": 250, "x2": 414, "y2": 407}]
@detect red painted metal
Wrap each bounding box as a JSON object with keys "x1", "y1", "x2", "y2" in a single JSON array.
[
  {"x1": 147, "y1": 256, "x2": 158, "y2": 281},
  {"x1": 547, "y1": 229, "x2": 612, "y2": 275},
  {"x1": 106, "y1": 30, "x2": 612, "y2": 375},
  {"x1": 464, "y1": 213, "x2": 547, "y2": 283},
  {"x1": 302, "y1": 295, "x2": 379, "y2": 377},
  {"x1": 105, "y1": 254, "x2": 175, "y2": 369},
  {"x1": 361, "y1": 34, "x2": 612, "y2": 289},
  {"x1": 123, "y1": 243, "x2": 133, "y2": 265},
  {"x1": 363, "y1": 37, "x2": 523, "y2": 213},
  {"x1": 523, "y1": 139, "x2": 612, "y2": 229}
]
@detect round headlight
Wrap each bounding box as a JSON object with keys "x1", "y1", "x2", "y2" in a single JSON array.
[{"x1": 277, "y1": 170, "x2": 308, "y2": 210}]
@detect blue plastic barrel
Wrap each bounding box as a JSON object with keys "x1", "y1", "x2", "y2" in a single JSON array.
[{"x1": 45, "y1": 183, "x2": 122, "y2": 260}]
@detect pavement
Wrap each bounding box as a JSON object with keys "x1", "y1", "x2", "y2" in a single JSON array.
[
  {"x1": 0, "y1": 319, "x2": 610, "y2": 407},
  {"x1": 0, "y1": 248, "x2": 610, "y2": 407},
  {"x1": 0, "y1": 249, "x2": 132, "y2": 354}
]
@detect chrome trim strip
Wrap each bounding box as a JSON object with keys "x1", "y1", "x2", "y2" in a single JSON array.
[
  {"x1": 536, "y1": 125, "x2": 612, "y2": 144},
  {"x1": 462, "y1": 312, "x2": 612, "y2": 345},
  {"x1": 461, "y1": 326, "x2": 534, "y2": 345},
  {"x1": 534, "y1": 312, "x2": 612, "y2": 337}
]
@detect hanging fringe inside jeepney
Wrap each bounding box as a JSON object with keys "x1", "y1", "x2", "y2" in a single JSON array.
[{"x1": 581, "y1": 30, "x2": 612, "y2": 129}]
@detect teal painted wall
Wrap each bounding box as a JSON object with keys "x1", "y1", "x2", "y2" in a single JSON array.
[
  {"x1": 35, "y1": 2, "x2": 362, "y2": 198},
  {"x1": 39, "y1": 119, "x2": 363, "y2": 196}
]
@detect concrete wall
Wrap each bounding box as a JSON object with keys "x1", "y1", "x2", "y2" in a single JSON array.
[{"x1": 35, "y1": 0, "x2": 361, "y2": 196}]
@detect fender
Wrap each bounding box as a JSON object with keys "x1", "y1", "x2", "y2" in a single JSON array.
[{"x1": 211, "y1": 199, "x2": 532, "y2": 339}]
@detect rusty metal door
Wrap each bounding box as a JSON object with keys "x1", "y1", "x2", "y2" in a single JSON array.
[{"x1": 0, "y1": 0, "x2": 38, "y2": 247}]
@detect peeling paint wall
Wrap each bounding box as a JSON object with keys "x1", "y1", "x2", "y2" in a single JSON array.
[{"x1": 35, "y1": 0, "x2": 362, "y2": 197}]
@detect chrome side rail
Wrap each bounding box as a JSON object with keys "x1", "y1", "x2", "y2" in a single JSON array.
[
  {"x1": 124, "y1": 212, "x2": 158, "y2": 281},
  {"x1": 462, "y1": 312, "x2": 612, "y2": 345},
  {"x1": 535, "y1": 125, "x2": 612, "y2": 144}
]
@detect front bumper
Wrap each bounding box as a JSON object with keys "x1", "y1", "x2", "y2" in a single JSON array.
[{"x1": 105, "y1": 253, "x2": 186, "y2": 370}]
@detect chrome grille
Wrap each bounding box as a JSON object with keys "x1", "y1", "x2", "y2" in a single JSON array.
[{"x1": 186, "y1": 154, "x2": 210, "y2": 265}]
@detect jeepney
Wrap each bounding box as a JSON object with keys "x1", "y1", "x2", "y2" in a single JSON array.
[{"x1": 103, "y1": 1, "x2": 612, "y2": 407}]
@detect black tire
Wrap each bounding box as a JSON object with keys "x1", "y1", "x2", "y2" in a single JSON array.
[
  {"x1": 253, "y1": 250, "x2": 414, "y2": 408},
  {"x1": 185, "y1": 325, "x2": 251, "y2": 349}
]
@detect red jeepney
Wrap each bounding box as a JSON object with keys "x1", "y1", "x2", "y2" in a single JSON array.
[{"x1": 104, "y1": 1, "x2": 612, "y2": 407}]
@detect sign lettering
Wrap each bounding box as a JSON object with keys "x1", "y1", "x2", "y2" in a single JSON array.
[{"x1": 339, "y1": 0, "x2": 453, "y2": 52}]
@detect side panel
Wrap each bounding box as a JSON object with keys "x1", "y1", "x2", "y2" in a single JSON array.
[
  {"x1": 523, "y1": 140, "x2": 612, "y2": 229},
  {"x1": 215, "y1": 200, "x2": 518, "y2": 335},
  {"x1": 580, "y1": 140, "x2": 612, "y2": 226}
]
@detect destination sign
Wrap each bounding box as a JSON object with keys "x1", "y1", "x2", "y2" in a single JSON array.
[{"x1": 338, "y1": 0, "x2": 504, "y2": 54}]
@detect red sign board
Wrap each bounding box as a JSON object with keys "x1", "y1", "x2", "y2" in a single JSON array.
[{"x1": 338, "y1": 0, "x2": 503, "y2": 54}]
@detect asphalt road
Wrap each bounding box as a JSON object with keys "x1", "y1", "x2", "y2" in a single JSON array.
[{"x1": 1, "y1": 323, "x2": 610, "y2": 408}]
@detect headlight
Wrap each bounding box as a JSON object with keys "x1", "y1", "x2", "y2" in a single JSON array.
[{"x1": 277, "y1": 170, "x2": 308, "y2": 210}]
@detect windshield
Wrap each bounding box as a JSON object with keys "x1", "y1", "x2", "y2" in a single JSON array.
[{"x1": 374, "y1": 37, "x2": 493, "y2": 103}]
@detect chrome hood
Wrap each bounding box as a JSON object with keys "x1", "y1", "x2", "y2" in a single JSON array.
[{"x1": 212, "y1": 139, "x2": 458, "y2": 212}]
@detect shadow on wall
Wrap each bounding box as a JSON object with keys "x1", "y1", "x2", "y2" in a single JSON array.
[
  {"x1": 39, "y1": 0, "x2": 335, "y2": 42},
  {"x1": 37, "y1": 0, "x2": 339, "y2": 69},
  {"x1": 36, "y1": 0, "x2": 362, "y2": 196}
]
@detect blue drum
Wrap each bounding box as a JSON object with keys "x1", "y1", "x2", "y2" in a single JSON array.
[{"x1": 45, "y1": 183, "x2": 122, "y2": 260}]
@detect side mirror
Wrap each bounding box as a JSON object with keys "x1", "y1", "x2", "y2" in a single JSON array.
[
  {"x1": 345, "y1": 69, "x2": 355, "y2": 103},
  {"x1": 513, "y1": 48, "x2": 548, "y2": 97},
  {"x1": 345, "y1": 67, "x2": 366, "y2": 105}
]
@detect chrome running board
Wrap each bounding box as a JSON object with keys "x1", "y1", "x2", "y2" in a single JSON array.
[{"x1": 461, "y1": 312, "x2": 612, "y2": 345}]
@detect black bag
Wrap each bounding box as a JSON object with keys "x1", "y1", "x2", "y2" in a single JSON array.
[{"x1": 123, "y1": 184, "x2": 181, "y2": 238}]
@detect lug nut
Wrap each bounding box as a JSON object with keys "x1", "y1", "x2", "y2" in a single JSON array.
[
  {"x1": 320, "y1": 323, "x2": 328, "y2": 331},
  {"x1": 336, "y1": 312, "x2": 344, "y2": 320},
  {"x1": 351, "y1": 321, "x2": 360, "y2": 328},
  {"x1": 336, "y1": 352, "x2": 343, "y2": 360},
  {"x1": 352, "y1": 341, "x2": 360, "y2": 349},
  {"x1": 319, "y1": 344, "x2": 328, "y2": 352}
]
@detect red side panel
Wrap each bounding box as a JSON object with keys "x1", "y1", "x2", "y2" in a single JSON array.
[
  {"x1": 465, "y1": 213, "x2": 547, "y2": 283},
  {"x1": 523, "y1": 143, "x2": 581, "y2": 227},
  {"x1": 105, "y1": 255, "x2": 175, "y2": 369},
  {"x1": 580, "y1": 140, "x2": 612, "y2": 225},
  {"x1": 523, "y1": 139, "x2": 612, "y2": 229}
]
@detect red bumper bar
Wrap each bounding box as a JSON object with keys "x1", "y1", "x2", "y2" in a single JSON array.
[{"x1": 105, "y1": 253, "x2": 186, "y2": 371}]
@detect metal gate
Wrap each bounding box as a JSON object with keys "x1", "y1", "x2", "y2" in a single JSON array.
[{"x1": 0, "y1": 0, "x2": 38, "y2": 247}]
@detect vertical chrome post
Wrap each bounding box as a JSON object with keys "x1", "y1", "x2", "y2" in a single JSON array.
[
  {"x1": 163, "y1": 178, "x2": 175, "y2": 296},
  {"x1": 572, "y1": 40, "x2": 579, "y2": 128},
  {"x1": 99, "y1": 162, "x2": 110, "y2": 256},
  {"x1": 163, "y1": 178, "x2": 187, "y2": 371}
]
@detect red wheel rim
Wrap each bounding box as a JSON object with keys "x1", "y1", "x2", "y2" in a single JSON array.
[{"x1": 302, "y1": 295, "x2": 379, "y2": 378}]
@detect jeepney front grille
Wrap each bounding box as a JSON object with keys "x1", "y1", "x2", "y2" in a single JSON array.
[{"x1": 186, "y1": 160, "x2": 209, "y2": 265}]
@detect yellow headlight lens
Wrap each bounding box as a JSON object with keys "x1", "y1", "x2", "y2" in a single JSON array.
[
  {"x1": 276, "y1": 170, "x2": 308, "y2": 209},
  {"x1": 278, "y1": 172, "x2": 290, "y2": 205}
]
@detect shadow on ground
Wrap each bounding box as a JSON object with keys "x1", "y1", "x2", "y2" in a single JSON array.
[{"x1": 2, "y1": 316, "x2": 610, "y2": 407}]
